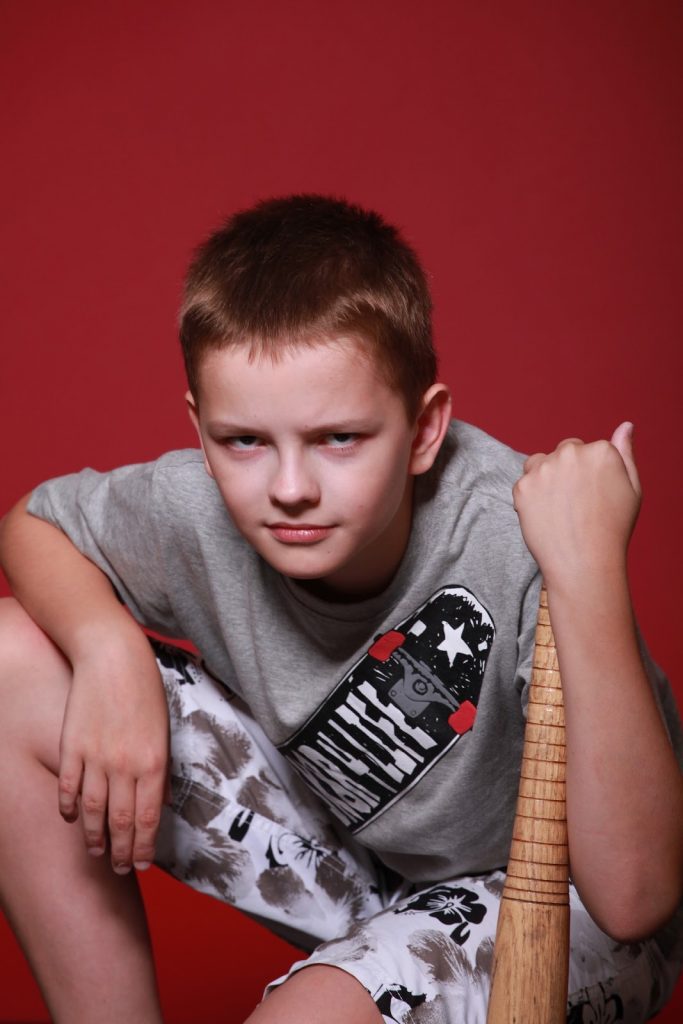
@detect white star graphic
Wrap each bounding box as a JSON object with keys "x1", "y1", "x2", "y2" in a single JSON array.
[{"x1": 437, "y1": 621, "x2": 474, "y2": 667}]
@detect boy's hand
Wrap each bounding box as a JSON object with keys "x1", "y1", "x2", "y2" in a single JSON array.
[
  {"x1": 512, "y1": 422, "x2": 641, "y2": 590},
  {"x1": 58, "y1": 634, "x2": 170, "y2": 874}
]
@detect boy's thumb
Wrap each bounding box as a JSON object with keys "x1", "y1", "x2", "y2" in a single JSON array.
[{"x1": 610, "y1": 421, "x2": 640, "y2": 492}]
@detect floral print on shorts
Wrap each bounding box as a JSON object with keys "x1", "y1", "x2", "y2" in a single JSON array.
[{"x1": 151, "y1": 640, "x2": 683, "y2": 1022}]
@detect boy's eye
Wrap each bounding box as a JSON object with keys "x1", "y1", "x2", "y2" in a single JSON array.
[
  {"x1": 324, "y1": 433, "x2": 357, "y2": 448},
  {"x1": 226, "y1": 435, "x2": 261, "y2": 450}
]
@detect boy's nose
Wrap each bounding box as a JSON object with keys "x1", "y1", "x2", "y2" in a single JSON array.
[{"x1": 268, "y1": 452, "x2": 320, "y2": 509}]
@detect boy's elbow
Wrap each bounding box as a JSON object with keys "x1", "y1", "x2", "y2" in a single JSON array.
[
  {"x1": 584, "y1": 867, "x2": 683, "y2": 943},
  {"x1": 0, "y1": 493, "x2": 40, "y2": 562},
  {"x1": 0, "y1": 509, "x2": 13, "y2": 566},
  {"x1": 597, "y1": 905, "x2": 675, "y2": 945}
]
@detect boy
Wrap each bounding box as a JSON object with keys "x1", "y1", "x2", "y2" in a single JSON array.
[{"x1": 0, "y1": 194, "x2": 681, "y2": 1023}]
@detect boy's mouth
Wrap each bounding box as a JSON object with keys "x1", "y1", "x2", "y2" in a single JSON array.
[{"x1": 268, "y1": 523, "x2": 333, "y2": 543}]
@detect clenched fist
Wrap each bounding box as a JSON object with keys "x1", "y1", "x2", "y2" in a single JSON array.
[{"x1": 512, "y1": 422, "x2": 641, "y2": 591}]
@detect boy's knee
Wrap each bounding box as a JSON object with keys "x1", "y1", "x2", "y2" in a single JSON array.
[
  {"x1": 0, "y1": 597, "x2": 67, "y2": 679},
  {"x1": 0, "y1": 599, "x2": 70, "y2": 766}
]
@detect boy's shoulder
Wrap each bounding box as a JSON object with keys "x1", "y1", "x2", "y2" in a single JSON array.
[
  {"x1": 145, "y1": 448, "x2": 228, "y2": 521},
  {"x1": 147, "y1": 448, "x2": 214, "y2": 493},
  {"x1": 433, "y1": 419, "x2": 527, "y2": 508},
  {"x1": 29, "y1": 447, "x2": 231, "y2": 544},
  {"x1": 153, "y1": 448, "x2": 206, "y2": 473},
  {"x1": 88, "y1": 448, "x2": 221, "y2": 513}
]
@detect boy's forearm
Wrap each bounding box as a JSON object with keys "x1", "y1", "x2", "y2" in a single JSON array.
[
  {"x1": 548, "y1": 569, "x2": 683, "y2": 940},
  {"x1": 1, "y1": 494, "x2": 170, "y2": 874},
  {"x1": 514, "y1": 426, "x2": 683, "y2": 938},
  {"x1": 0, "y1": 494, "x2": 142, "y2": 661}
]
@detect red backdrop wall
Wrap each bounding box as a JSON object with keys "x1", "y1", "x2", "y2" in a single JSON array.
[{"x1": 1, "y1": 2, "x2": 681, "y2": 1020}]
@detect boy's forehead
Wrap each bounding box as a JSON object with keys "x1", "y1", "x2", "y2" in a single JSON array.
[{"x1": 195, "y1": 335, "x2": 393, "y2": 408}]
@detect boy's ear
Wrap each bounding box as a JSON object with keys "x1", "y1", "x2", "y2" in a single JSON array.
[
  {"x1": 409, "y1": 383, "x2": 452, "y2": 475},
  {"x1": 185, "y1": 391, "x2": 214, "y2": 478}
]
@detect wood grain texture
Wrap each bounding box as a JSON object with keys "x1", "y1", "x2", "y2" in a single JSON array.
[{"x1": 486, "y1": 586, "x2": 570, "y2": 1023}]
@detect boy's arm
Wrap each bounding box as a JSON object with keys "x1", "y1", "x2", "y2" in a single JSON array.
[
  {"x1": 0, "y1": 495, "x2": 169, "y2": 874},
  {"x1": 513, "y1": 423, "x2": 683, "y2": 941}
]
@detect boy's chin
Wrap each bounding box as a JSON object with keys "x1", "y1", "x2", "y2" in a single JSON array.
[
  {"x1": 256, "y1": 537, "x2": 347, "y2": 584},
  {"x1": 254, "y1": 536, "x2": 392, "y2": 601}
]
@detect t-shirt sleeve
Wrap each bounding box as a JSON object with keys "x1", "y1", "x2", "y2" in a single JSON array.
[{"x1": 27, "y1": 459, "x2": 182, "y2": 637}]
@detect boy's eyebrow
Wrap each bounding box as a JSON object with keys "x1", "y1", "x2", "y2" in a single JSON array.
[
  {"x1": 302, "y1": 419, "x2": 378, "y2": 434},
  {"x1": 205, "y1": 417, "x2": 379, "y2": 435},
  {"x1": 206, "y1": 421, "x2": 258, "y2": 434}
]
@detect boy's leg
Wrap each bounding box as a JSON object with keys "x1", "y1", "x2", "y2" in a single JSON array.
[
  {"x1": 151, "y1": 639, "x2": 392, "y2": 953},
  {"x1": 259, "y1": 873, "x2": 683, "y2": 1024},
  {"x1": 245, "y1": 965, "x2": 382, "y2": 1023},
  {"x1": 0, "y1": 598, "x2": 162, "y2": 1024}
]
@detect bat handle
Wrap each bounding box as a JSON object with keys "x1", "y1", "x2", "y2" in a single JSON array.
[{"x1": 486, "y1": 585, "x2": 570, "y2": 1024}]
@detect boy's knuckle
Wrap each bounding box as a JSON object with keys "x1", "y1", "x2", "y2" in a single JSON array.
[
  {"x1": 137, "y1": 753, "x2": 162, "y2": 774},
  {"x1": 594, "y1": 439, "x2": 615, "y2": 462},
  {"x1": 110, "y1": 810, "x2": 134, "y2": 833},
  {"x1": 108, "y1": 754, "x2": 129, "y2": 775},
  {"x1": 82, "y1": 795, "x2": 105, "y2": 815},
  {"x1": 512, "y1": 478, "x2": 527, "y2": 504},
  {"x1": 58, "y1": 776, "x2": 77, "y2": 797},
  {"x1": 147, "y1": 752, "x2": 168, "y2": 776},
  {"x1": 137, "y1": 806, "x2": 161, "y2": 831}
]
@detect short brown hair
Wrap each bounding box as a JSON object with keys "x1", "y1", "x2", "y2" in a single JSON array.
[{"x1": 179, "y1": 194, "x2": 436, "y2": 419}]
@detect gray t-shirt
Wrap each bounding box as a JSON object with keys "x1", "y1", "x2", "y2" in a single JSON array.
[{"x1": 28, "y1": 420, "x2": 681, "y2": 883}]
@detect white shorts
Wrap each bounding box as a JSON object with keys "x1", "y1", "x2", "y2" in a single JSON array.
[{"x1": 152, "y1": 640, "x2": 683, "y2": 1023}]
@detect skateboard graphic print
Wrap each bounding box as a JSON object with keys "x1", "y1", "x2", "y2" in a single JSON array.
[{"x1": 279, "y1": 586, "x2": 495, "y2": 832}]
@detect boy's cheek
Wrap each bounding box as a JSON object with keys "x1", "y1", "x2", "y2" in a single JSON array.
[{"x1": 212, "y1": 484, "x2": 258, "y2": 531}]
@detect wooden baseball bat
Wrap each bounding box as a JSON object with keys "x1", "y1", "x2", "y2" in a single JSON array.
[{"x1": 486, "y1": 585, "x2": 569, "y2": 1024}]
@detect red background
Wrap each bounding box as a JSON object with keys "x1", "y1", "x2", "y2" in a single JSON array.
[{"x1": 1, "y1": 2, "x2": 681, "y2": 1020}]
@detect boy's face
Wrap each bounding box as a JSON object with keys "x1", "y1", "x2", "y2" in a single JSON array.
[{"x1": 188, "y1": 337, "x2": 443, "y2": 601}]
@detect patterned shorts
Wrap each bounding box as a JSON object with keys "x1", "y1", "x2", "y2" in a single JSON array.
[{"x1": 152, "y1": 641, "x2": 682, "y2": 1023}]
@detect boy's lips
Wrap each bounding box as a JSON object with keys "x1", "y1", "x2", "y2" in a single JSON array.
[{"x1": 267, "y1": 523, "x2": 333, "y2": 543}]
